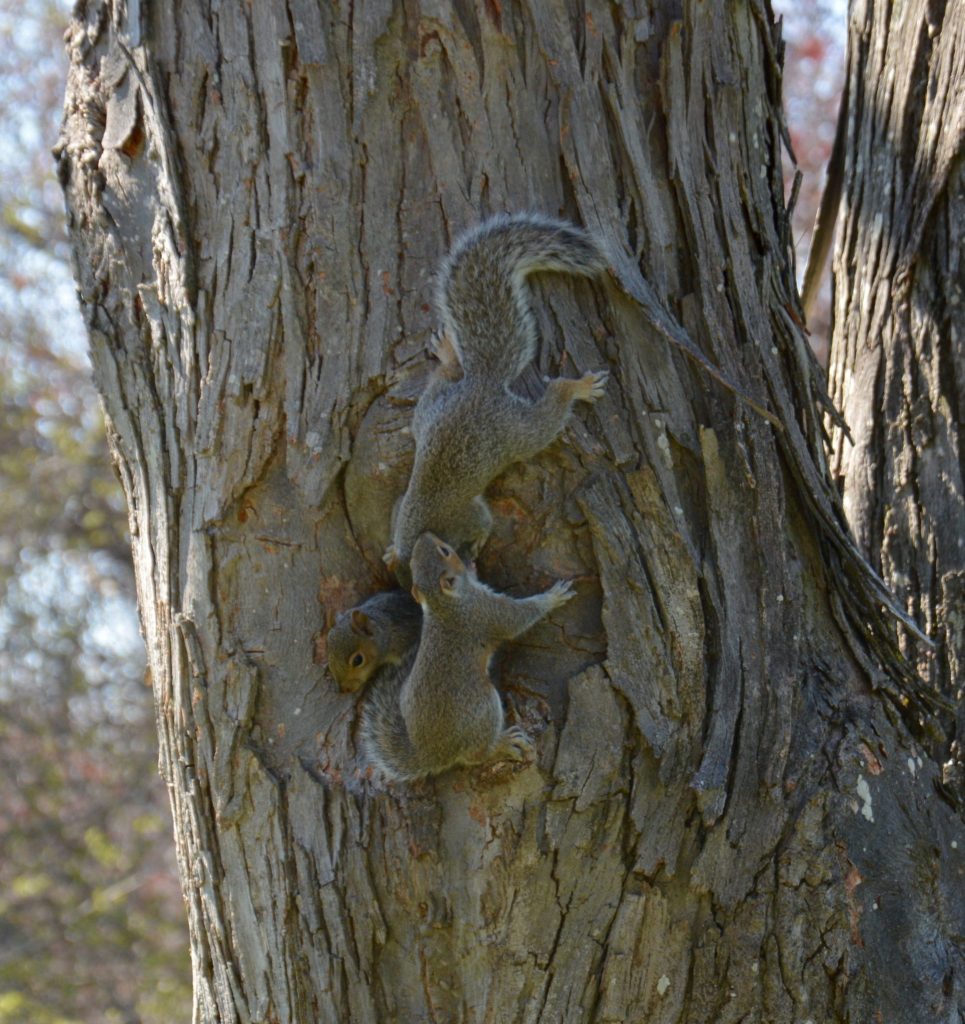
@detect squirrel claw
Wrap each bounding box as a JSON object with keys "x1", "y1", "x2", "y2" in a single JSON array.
[
  {"x1": 497, "y1": 726, "x2": 535, "y2": 763},
  {"x1": 545, "y1": 579, "x2": 577, "y2": 610},
  {"x1": 577, "y1": 369, "x2": 609, "y2": 402}
]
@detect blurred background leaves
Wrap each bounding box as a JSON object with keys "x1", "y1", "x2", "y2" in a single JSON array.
[{"x1": 0, "y1": 1, "x2": 190, "y2": 1021}]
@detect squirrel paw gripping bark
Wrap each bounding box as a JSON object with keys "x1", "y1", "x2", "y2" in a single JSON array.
[
  {"x1": 541, "y1": 578, "x2": 577, "y2": 612},
  {"x1": 572, "y1": 369, "x2": 610, "y2": 402},
  {"x1": 489, "y1": 725, "x2": 536, "y2": 764}
]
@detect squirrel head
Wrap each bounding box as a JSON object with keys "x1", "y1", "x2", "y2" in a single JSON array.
[
  {"x1": 327, "y1": 608, "x2": 379, "y2": 692},
  {"x1": 410, "y1": 532, "x2": 468, "y2": 607}
]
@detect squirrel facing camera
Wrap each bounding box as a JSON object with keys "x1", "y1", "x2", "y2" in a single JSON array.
[
  {"x1": 384, "y1": 213, "x2": 610, "y2": 585},
  {"x1": 360, "y1": 532, "x2": 576, "y2": 782},
  {"x1": 410, "y1": 532, "x2": 471, "y2": 605},
  {"x1": 327, "y1": 590, "x2": 422, "y2": 692}
]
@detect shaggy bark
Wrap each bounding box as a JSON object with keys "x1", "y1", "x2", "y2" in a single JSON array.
[
  {"x1": 58, "y1": 1, "x2": 962, "y2": 1021},
  {"x1": 828, "y1": 0, "x2": 965, "y2": 793}
]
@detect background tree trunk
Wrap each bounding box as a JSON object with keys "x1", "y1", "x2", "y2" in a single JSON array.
[
  {"x1": 58, "y1": 1, "x2": 963, "y2": 1021},
  {"x1": 828, "y1": 0, "x2": 965, "y2": 792}
]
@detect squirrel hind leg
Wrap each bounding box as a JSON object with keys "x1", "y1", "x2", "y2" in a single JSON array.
[{"x1": 458, "y1": 724, "x2": 535, "y2": 774}]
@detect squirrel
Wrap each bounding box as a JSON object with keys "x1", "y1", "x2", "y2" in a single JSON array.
[
  {"x1": 327, "y1": 590, "x2": 422, "y2": 693},
  {"x1": 361, "y1": 532, "x2": 575, "y2": 781},
  {"x1": 384, "y1": 213, "x2": 610, "y2": 584}
]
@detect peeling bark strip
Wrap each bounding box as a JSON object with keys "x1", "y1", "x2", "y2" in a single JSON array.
[
  {"x1": 829, "y1": 0, "x2": 965, "y2": 785},
  {"x1": 59, "y1": 2, "x2": 963, "y2": 1022}
]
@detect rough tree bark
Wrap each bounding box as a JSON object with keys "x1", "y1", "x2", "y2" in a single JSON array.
[
  {"x1": 58, "y1": 1, "x2": 963, "y2": 1022},
  {"x1": 828, "y1": 0, "x2": 965, "y2": 793}
]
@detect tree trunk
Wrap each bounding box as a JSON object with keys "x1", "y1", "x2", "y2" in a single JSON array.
[
  {"x1": 58, "y1": 1, "x2": 963, "y2": 1021},
  {"x1": 828, "y1": 0, "x2": 965, "y2": 793}
]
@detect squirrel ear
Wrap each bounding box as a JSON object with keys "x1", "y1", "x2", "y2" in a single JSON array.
[
  {"x1": 350, "y1": 610, "x2": 373, "y2": 636},
  {"x1": 439, "y1": 574, "x2": 458, "y2": 595}
]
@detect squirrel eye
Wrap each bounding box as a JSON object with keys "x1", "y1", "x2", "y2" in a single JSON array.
[
  {"x1": 438, "y1": 543, "x2": 452, "y2": 557},
  {"x1": 350, "y1": 652, "x2": 365, "y2": 668}
]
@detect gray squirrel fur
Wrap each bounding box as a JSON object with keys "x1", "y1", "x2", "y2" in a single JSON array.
[
  {"x1": 361, "y1": 532, "x2": 575, "y2": 781},
  {"x1": 437, "y1": 212, "x2": 607, "y2": 381},
  {"x1": 385, "y1": 213, "x2": 610, "y2": 583}
]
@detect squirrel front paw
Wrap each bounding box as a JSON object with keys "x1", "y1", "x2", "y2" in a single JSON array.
[
  {"x1": 574, "y1": 369, "x2": 609, "y2": 403},
  {"x1": 543, "y1": 579, "x2": 577, "y2": 611}
]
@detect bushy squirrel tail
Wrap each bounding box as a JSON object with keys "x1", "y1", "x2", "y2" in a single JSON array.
[
  {"x1": 359, "y1": 659, "x2": 426, "y2": 782},
  {"x1": 436, "y1": 213, "x2": 607, "y2": 384}
]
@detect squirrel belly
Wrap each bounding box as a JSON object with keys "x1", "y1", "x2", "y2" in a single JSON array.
[{"x1": 386, "y1": 214, "x2": 610, "y2": 579}]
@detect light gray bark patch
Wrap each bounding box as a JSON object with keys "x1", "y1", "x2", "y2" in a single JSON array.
[
  {"x1": 552, "y1": 668, "x2": 626, "y2": 810},
  {"x1": 287, "y1": 0, "x2": 329, "y2": 66},
  {"x1": 579, "y1": 473, "x2": 682, "y2": 758}
]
